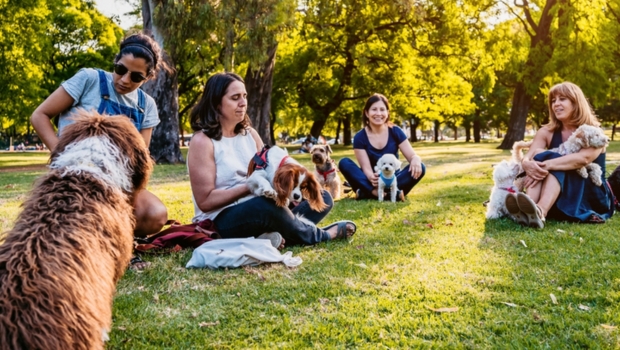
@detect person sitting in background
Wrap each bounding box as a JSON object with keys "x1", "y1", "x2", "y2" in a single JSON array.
[
  {"x1": 505, "y1": 81, "x2": 614, "y2": 228},
  {"x1": 338, "y1": 93, "x2": 425, "y2": 201},
  {"x1": 299, "y1": 134, "x2": 316, "y2": 153}
]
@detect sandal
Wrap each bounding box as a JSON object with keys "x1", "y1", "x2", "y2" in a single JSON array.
[
  {"x1": 586, "y1": 214, "x2": 605, "y2": 224},
  {"x1": 505, "y1": 193, "x2": 529, "y2": 226},
  {"x1": 257, "y1": 232, "x2": 285, "y2": 250},
  {"x1": 516, "y1": 193, "x2": 545, "y2": 229},
  {"x1": 322, "y1": 220, "x2": 357, "y2": 240},
  {"x1": 128, "y1": 255, "x2": 151, "y2": 271}
]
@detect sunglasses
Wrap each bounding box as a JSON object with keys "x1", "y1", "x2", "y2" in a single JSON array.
[{"x1": 113, "y1": 63, "x2": 148, "y2": 83}]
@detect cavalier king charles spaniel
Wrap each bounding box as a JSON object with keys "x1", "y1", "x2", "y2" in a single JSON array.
[{"x1": 247, "y1": 146, "x2": 326, "y2": 211}]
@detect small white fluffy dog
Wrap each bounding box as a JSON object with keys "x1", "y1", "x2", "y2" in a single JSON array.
[
  {"x1": 486, "y1": 159, "x2": 522, "y2": 219},
  {"x1": 374, "y1": 154, "x2": 402, "y2": 202},
  {"x1": 247, "y1": 145, "x2": 326, "y2": 211},
  {"x1": 513, "y1": 124, "x2": 609, "y2": 186}
]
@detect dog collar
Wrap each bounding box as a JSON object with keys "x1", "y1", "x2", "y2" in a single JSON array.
[
  {"x1": 316, "y1": 167, "x2": 336, "y2": 181},
  {"x1": 500, "y1": 186, "x2": 517, "y2": 193},
  {"x1": 379, "y1": 173, "x2": 395, "y2": 187}
]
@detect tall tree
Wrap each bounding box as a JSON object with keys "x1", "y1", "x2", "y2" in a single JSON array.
[
  {"x1": 142, "y1": 0, "x2": 183, "y2": 163},
  {"x1": 498, "y1": 0, "x2": 560, "y2": 149}
]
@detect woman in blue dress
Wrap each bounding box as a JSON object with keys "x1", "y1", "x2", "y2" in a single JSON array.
[
  {"x1": 339, "y1": 93, "x2": 425, "y2": 201},
  {"x1": 505, "y1": 82, "x2": 614, "y2": 228}
]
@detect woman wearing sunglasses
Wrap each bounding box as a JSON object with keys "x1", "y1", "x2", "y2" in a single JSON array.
[{"x1": 31, "y1": 33, "x2": 169, "y2": 260}]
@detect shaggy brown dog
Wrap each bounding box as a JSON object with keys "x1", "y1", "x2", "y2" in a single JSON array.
[{"x1": 0, "y1": 111, "x2": 153, "y2": 350}]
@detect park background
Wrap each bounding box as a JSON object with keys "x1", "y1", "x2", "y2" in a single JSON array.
[
  {"x1": 4, "y1": 0, "x2": 620, "y2": 348},
  {"x1": 5, "y1": 0, "x2": 620, "y2": 160}
]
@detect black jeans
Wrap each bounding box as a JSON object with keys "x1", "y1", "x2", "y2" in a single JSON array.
[{"x1": 214, "y1": 190, "x2": 334, "y2": 245}]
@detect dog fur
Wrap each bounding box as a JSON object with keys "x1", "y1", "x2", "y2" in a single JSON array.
[
  {"x1": 374, "y1": 154, "x2": 402, "y2": 202},
  {"x1": 310, "y1": 144, "x2": 342, "y2": 200},
  {"x1": 512, "y1": 124, "x2": 609, "y2": 186},
  {"x1": 486, "y1": 159, "x2": 522, "y2": 219},
  {"x1": 0, "y1": 111, "x2": 153, "y2": 350},
  {"x1": 247, "y1": 145, "x2": 326, "y2": 211}
]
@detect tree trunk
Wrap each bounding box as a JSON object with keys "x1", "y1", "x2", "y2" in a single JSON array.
[
  {"x1": 453, "y1": 126, "x2": 457, "y2": 140},
  {"x1": 498, "y1": 0, "x2": 558, "y2": 149},
  {"x1": 409, "y1": 116, "x2": 419, "y2": 142},
  {"x1": 433, "y1": 120, "x2": 439, "y2": 143},
  {"x1": 473, "y1": 109, "x2": 481, "y2": 143},
  {"x1": 612, "y1": 123, "x2": 616, "y2": 141},
  {"x1": 335, "y1": 118, "x2": 342, "y2": 144},
  {"x1": 142, "y1": 0, "x2": 183, "y2": 164},
  {"x1": 245, "y1": 43, "x2": 277, "y2": 145},
  {"x1": 310, "y1": 118, "x2": 327, "y2": 138},
  {"x1": 343, "y1": 114, "x2": 352, "y2": 146},
  {"x1": 498, "y1": 82, "x2": 531, "y2": 149}
]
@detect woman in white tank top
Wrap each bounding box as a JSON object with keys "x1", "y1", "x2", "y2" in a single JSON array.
[{"x1": 187, "y1": 73, "x2": 356, "y2": 247}]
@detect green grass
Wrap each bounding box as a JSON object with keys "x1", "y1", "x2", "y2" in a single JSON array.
[{"x1": 2, "y1": 142, "x2": 620, "y2": 348}]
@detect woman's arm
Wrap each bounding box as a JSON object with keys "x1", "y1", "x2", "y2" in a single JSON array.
[
  {"x1": 30, "y1": 86, "x2": 75, "y2": 151},
  {"x1": 140, "y1": 128, "x2": 154, "y2": 148},
  {"x1": 354, "y1": 149, "x2": 378, "y2": 187},
  {"x1": 542, "y1": 147, "x2": 603, "y2": 171},
  {"x1": 188, "y1": 132, "x2": 251, "y2": 213},
  {"x1": 399, "y1": 140, "x2": 423, "y2": 179},
  {"x1": 249, "y1": 128, "x2": 264, "y2": 151}
]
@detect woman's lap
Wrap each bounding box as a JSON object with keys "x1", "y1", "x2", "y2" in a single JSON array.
[{"x1": 213, "y1": 191, "x2": 333, "y2": 245}]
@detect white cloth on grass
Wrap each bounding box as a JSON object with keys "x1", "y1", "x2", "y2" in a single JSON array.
[{"x1": 186, "y1": 238, "x2": 302, "y2": 269}]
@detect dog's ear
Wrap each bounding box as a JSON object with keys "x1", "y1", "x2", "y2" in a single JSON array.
[
  {"x1": 247, "y1": 158, "x2": 257, "y2": 176},
  {"x1": 273, "y1": 164, "x2": 297, "y2": 207},
  {"x1": 325, "y1": 144, "x2": 332, "y2": 154},
  {"x1": 301, "y1": 171, "x2": 328, "y2": 211}
]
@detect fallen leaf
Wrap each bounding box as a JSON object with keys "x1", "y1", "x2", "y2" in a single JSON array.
[
  {"x1": 116, "y1": 326, "x2": 126, "y2": 331},
  {"x1": 556, "y1": 229, "x2": 566, "y2": 233},
  {"x1": 381, "y1": 280, "x2": 388, "y2": 286},
  {"x1": 445, "y1": 220, "x2": 453, "y2": 226},
  {"x1": 152, "y1": 294, "x2": 159, "y2": 302},
  {"x1": 426, "y1": 223, "x2": 434, "y2": 229},
  {"x1": 236, "y1": 292, "x2": 241, "y2": 297},
  {"x1": 579, "y1": 237, "x2": 584, "y2": 244},
  {"x1": 436, "y1": 201, "x2": 442, "y2": 206},
  {"x1": 426, "y1": 306, "x2": 459, "y2": 313},
  {"x1": 402, "y1": 219, "x2": 413, "y2": 225},
  {"x1": 532, "y1": 311, "x2": 542, "y2": 321},
  {"x1": 601, "y1": 324, "x2": 617, "y2": 330},
  {"x1": 355, "y1": 263, "x2": 368, "y2": 269},
  {"x1": 199, "y1": 321, "x2": 220, "y2": 328},
  {"x1": 454, "y1": 206, "x2": 461, "y2": 211},
  {"x1": 355, "y1": 245, "x2": 364, "y2": 249},
  {"x1": 550, "y1": 293, "x2": 558, "y2": 305},
  {"x1": 520, "y1": 240, "x2": 527, "y2": 248},
  {"x1": 319, "y1": 298, "x2": 330, "y2": 305},
  {"x1": 501, "y1": 302, "x2": 518, "y2": 307},
  {"x1": 578, "y1": 304, "x2": 590, "y2": 311}
]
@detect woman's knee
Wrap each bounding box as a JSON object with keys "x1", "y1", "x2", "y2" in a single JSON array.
[
  {"x1": 133, "y1": 190, "x2": 168, "y2": 237},
  {"x1": 338, "y1": 157, "x2": 356, "y2": 171}
]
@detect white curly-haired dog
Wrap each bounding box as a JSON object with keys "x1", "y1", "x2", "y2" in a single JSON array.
[
  {"x1": 486, "y1": 159, "x2": 522, "y2": 219},
  {"x1": 374, "y1": 154, "x2": 402, "y2": 202},
  {"x1": 512, "y1": 124, "x2": 609, "y2": 186}
]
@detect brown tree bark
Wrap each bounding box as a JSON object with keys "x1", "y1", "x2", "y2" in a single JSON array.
[
  {"x1": 498, "y1": 0, "x2": 558, "y2": 149},
  {"x1": 245, "y1": 43, "x2": 277, "y2": 145},
  {"x1": 141, "y1": 0, "x2": 183, "y2": 164}
]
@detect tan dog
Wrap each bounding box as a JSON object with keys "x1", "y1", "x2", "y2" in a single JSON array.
[
  {"x1": 0, "y1": 111, "x2": 153, "y2": 350},
  {"x1": 310, "y1": 144, "x2": 342, "y2": 200}
]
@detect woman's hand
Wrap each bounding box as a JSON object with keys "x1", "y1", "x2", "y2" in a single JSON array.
[
  {"x1": 522, "y1": 175, "x2": 540, "y2": 189},
  {"x1": 522, "y1": 159, "x2": 548, "y2": 181},
  {"x1": 366, "y1": 172, "x2": 379, "y2": 187},
  {"x1": 409, "y1": 155, "x2": 423, "y2": 179}
]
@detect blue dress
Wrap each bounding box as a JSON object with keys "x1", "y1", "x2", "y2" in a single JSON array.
[{"x1": 533, "y1": 129, "x2": 614, "y2": 222}]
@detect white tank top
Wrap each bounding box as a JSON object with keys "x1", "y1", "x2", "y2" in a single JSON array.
[{"x1": 190, "y1": 130, "x2": 257, "y2": 222}]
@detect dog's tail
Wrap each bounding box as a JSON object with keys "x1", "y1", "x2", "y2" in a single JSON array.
[{"x1": 511, "y1": 140, "x2": 532, "y2": 163}]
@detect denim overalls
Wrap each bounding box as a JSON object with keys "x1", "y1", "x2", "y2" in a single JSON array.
[{"x1": 96, "y1": 69, "x2": 145, "y2": 131}]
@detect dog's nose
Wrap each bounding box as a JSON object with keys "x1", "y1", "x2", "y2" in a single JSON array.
[{"x1": 293, "y1": 193, "x2": 301, "y2": 200}]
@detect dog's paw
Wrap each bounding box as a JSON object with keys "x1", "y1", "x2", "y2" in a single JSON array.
[{"x1": 262, "y1": 188, "x2": 278, "y2": 199}]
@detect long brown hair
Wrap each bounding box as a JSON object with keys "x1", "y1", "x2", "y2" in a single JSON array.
[
  {"x1": 362, "y1": 93, "x2": 394, "y2": 128},
  {"x1": 189, "y1": 72, "x2": 251, "y2": 140}
]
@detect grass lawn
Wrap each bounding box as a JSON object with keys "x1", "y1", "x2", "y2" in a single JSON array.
[{"x1": 2, "y1": 141, "x2": 620, "y2": 349}]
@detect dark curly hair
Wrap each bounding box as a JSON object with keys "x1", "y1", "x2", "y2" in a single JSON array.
[
  {"x1": 190, "y1": 72, "x2": 251, "y2": 140},
  {"x1": 115, "y1": 33, "x2": 169, "y2": 77}
]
